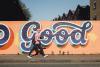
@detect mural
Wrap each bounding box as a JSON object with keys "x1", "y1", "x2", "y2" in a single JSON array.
[
  {"x1": 20, "y1": 21, "x2": 92, "y2": 53},
  {"x1": 0, "y1": 21, "x2": 99, "y2": 54}
]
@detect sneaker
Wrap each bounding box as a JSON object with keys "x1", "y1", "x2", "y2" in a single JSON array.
[
  {"x1": 27, "y1": 56, "x2": 32, "y2": 59},
  {"x1": 43, "y1": 55, "x2": 48, "y2": 58}
]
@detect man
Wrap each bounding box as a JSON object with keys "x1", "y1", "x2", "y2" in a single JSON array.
[{"x1": 27, "y1": 29, "x2": 48, "y2": 58}]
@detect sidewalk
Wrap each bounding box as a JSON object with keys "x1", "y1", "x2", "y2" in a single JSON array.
[{"x1": 0, "y1": 54, "x2": 100, "y2": 63}]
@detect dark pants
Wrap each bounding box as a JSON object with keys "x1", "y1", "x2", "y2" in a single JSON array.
[{"x1": 29, "y1": 43, "x2": 45, "y2": 56}]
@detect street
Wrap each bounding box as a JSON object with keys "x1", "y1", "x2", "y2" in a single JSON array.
[
  {"x1": 0, "y1": 62, "x2": 100, "y2": 67},
  {"x1": 0, "y1": 54, "x2": 100, "y2": 67}
]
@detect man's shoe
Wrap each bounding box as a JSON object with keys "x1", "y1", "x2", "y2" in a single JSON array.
[
  {"x1": 43, "y1": 55, "x2": 48, "y2": 58},
  {"x1": 27, "y1": 56, "x2": 32, "y2": 59}
]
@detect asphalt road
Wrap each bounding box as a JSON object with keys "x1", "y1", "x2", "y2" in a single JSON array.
[{"x1": 1, "y1": 62, "x2": 100, "y2": 67}]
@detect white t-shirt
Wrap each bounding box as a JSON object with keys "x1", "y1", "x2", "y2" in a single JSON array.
[{"x1": 35, "y1": 32, "x2": 40, "y2": 44}]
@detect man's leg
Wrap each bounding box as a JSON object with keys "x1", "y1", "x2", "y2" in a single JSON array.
[
  {"x1": 32, "y1": 46, "x2": 39, "y2": 56},
  {"x1": 37, "y1": 44, "x2": 48, "y2": 57},
  {"x1": 29, "y1": 46, "x2": 35, "y2": 56},
  {"x1": 27, "y1": 45, "x2": 36, "y2": 58},
  {"x1": 37, "y1": 44, "x2": 45, "y2": 56}
]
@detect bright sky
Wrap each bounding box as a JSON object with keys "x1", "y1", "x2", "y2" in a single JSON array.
[{"x1": 21, "y1": 0, "x2": 90, "y2": 21}]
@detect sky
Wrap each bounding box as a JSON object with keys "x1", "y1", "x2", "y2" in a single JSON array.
[{"x1": 21, "y1": 0, "x2": 90, "y2": 21}]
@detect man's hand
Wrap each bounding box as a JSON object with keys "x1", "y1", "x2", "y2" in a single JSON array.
[{"x1": 42, "y1": 47, "x2": 46, "y2": 49}]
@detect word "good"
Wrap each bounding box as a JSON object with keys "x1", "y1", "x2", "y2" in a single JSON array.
[{"x1": 20, "y1": 21, "x2": 92, "y2": 52}]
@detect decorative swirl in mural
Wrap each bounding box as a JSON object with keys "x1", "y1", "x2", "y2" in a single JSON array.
[
  {"x1": 0, "y1": 24, "x2": 10, "y2": 46},
  {"x1": 0, "y1": 24, "x2": 14, "y2": 50}
]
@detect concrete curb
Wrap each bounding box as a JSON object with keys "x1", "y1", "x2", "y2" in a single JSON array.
[{"x1": 0, "y1": 54, "x2": 100, "y2": 63}]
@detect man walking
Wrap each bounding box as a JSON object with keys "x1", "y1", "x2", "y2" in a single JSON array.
[{"x1": 27, "y1": 29, "x2": 48, "y2": 58}]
